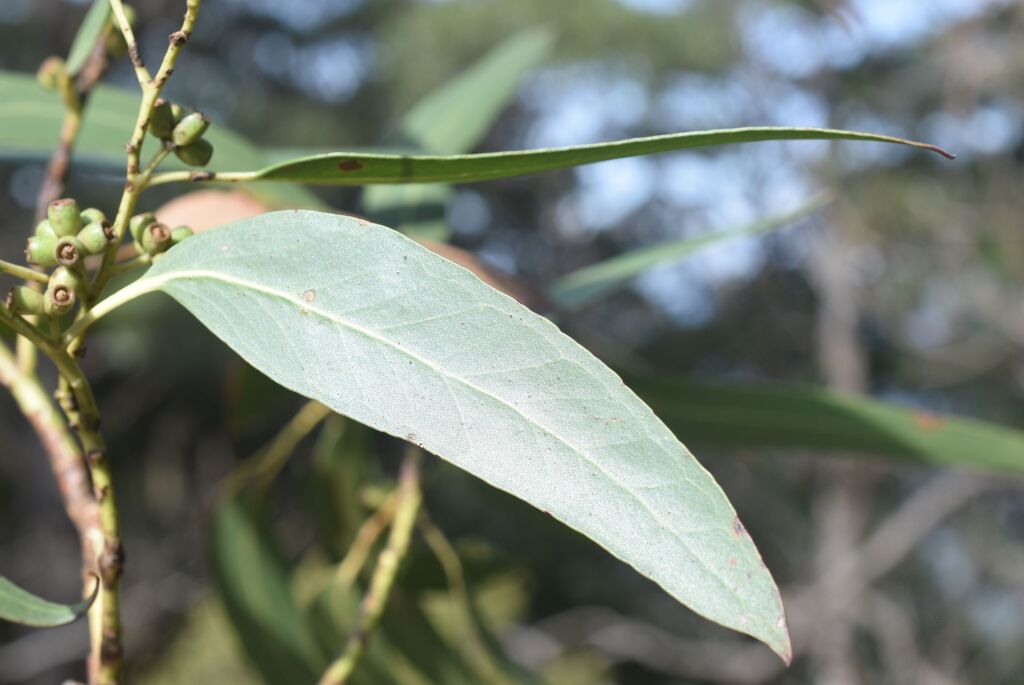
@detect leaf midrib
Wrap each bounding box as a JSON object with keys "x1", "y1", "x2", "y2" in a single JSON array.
[{"x1": 146, "y1": 267, "x2": 745, "y2": 604}]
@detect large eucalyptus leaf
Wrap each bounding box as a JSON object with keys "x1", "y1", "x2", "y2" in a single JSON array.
[
  {"x1": 628, "y1": 375, "x2": 1024, "y2": 473},
  {"x1": 97, "y1": 210, "x2": 791, "y2": 659},
  {"x1": 0, "y1": 575, "x2": 96, "y2": 627},
  {"x1": 176, "y1": 128, "x2": 952, "y2": 187}
]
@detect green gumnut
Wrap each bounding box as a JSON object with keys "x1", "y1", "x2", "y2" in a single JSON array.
[
  {"x1": 149, "y1": 99, "x2": 176, "y2": 139},
  {"x1": 170, "y1": 226, "x2": 194, "y2": 244},
  {"x1": 43, "y1": 283, "x2": 76, "y2": 317},
  {"x1": 174, "y1": 139, "x2": 214, "y2": 167},
  {"x1": 48, "y1": 198, "x2": 83, "y2": 238},
  {"x1": 26, "y1": 235, "x2": 58, "y2": 267},
  {"x1": 171, "y1": 112, "x2": 210, "y2": 147},
  {"x1": 55, "y1": 237, "x2": 86, "y2": 267},
  {"x1": 6, "y1": 286, "x2": 44, "y2": 316},
  {"x1": 129, "y1": 212, "x2": 157, "y2": 244},
  {"x1": 170, "y1": 103, "x2": 185, "y2": 123},
  {"x1": 78, "y1": 222, "x2": 114, "y2": 255},
  {"x1": 80, "y1": 208, "x2": 108, "y2": 225},
  {"x1": 35, "y1": 219, "x2": 58, "y2": 239},
  {"x1": 141, "y1": 222, "x2": 172, "y2": 255}
]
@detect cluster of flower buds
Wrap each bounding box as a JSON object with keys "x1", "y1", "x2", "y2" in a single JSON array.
[
  {"x1": 13, "y1": 199, "x2": 115, "y2": 319},
  {"x1": 129, "y1": 212, "x2": 193, "y2": 257},
  {"x1": 148, "y1": 99, "x2": 214, "y2": 167},
  {"x1": 26, "y1": 199, "x2": 113, "y2": 269}
]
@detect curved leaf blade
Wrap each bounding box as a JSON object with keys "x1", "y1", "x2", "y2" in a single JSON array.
[
  {"x1": 120, "y1": 210, "x2": 791, "y2": 660},
  {"x1": 66, "y1": 0, "x2": 111, "y2": 76},
  {"x1": 0, "y1": 575, "x2": 97, "y2": 628},
  {"x1": 629, "y1": 375, "x2": 1024, "y2": 473},
  {"x1": 236, "y1": 128, "x2": 952, "y2": 186}
]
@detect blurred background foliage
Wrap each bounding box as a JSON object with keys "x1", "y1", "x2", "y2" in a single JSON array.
[{"x1": 1, "y1": 0, "x2": 1023, "y2": 683}]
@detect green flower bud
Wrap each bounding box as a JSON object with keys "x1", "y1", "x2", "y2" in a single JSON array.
[
  {"x1": 55, "y1": 236, "x2": 86, "y2": 267},
  {"x1": 148, "y1": 99, "x2": 176, "y2": 139},
  {"x1": 129, "y1": 212, "x2": 157, "y2": 244},
  {"x1": 170, "y1": 226, "x2": 194, "y2": 245},
  {"x1": 140, "y1": 222, "x2": 172, "y2": 255},
  {"x1": 6, "y1": 286, "x2": 44, "y2": 316},
  {"x1": 171, "y1": 103, "x2": 185, "y2": 123},
  {"x1": 78, "y1": 222, "x2": 114, "y2": 255},
  {"x1": 35, "y1": 219, "x2": 58, "y2": 239},
  {"x1": 80, "y1": 208, "x2": 108, "y2": 225},
  {"x1": 171, "y1": 112, "x2": 210, "y2": 147},
  {"x1": 174, "y1": 139, "x2": 214, "y2": 167},
  {"x1": 43, "y1": 282, "x2": 76, "y2": 318},
  {"x1": 47, "y1": 198, "x2": 82, "y2": 238},
  {"x1": 26, "y1": 235, "x2": 58, "y2": 267},
  {"x1": 36, "y1": 57, "x2": 66, "y2": 91}
]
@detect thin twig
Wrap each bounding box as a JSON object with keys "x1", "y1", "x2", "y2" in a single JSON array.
[
  {"x1": 319, "y1": 447, "x2": 423, "y2": 685},
  {"x1": 233, "y1": 400, "x2": 332, "y2": 491},
  {"x1": 0, "y1": 260, "x2": 51, "y2": 284},
  {"x1": 334, "y1": 492, "x2": 398, "y2": 588}
]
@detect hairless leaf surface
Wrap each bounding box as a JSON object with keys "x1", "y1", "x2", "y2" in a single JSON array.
[
  {"x1": 90, "y1": 210, "x2": 792, "y2": 660},
  {"x1": 162, "y1": 127, "x2": 951, "y2": 187},
  {"x1": 0, "y1": 575, "x2": 97, "y2": 628}
]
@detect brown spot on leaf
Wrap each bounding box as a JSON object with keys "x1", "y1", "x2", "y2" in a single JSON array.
[
  {"x1": 731, "y1": 517, "x2": 746, "y2": 538},
  {"x1": 728, "y1": 557, "x2": 738, "y2": 568},
  {"x1": 302, "y1": 289, "x2": 317, "y2": 303},
  {"x1": 337, "y1": 160, "x2": 364, "y2": 172}
]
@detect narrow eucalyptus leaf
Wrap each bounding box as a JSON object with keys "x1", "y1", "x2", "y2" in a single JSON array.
[
  {"x1": 366, "y1": 27, "x2": 554, "y2": 239},
  {"x1": 628, "y1": 375, "x2": 1024, "y2": 473},
  {"x1": 549, "y1": 194, "x2": 831, "y2": 309},
  {"x1": 115, "y1": 210, "x2": 792, "y2": 660},
  {"x1": 0, "y1": 575, "x2": 96, "y2": 627},
  {"x1": 244, "y1": 128, "x2": 952, "y2": 186},
  {"x1": 65, "y1": 0, "x2": 111, "y2": 76}
]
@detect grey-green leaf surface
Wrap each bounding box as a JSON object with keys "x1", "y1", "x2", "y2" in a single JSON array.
[
  {"x1": 230, "y1": 128, "x2": 952, "y2": 186},
  {"x1": 0, "y1": 575, "x2": 96, "y2": 627},
  {"x1": 0, "y1": 71, "x2": 321, "y2": 209},
  {"x1": 114, "y1": 210, "x2": 791, "y2": 660},
  {"x1": 66, "y1": 0, "x2": 111, "y2": 76},
  {"x1": 550, "y1": 194, "x2": 831, "y2": 309},
  {"x1": 629, "y1": 375, "x2": 1024, "y2": 473},
  {"x1": 365, "y1": 27, "x2": 554, "y2": 240}
]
